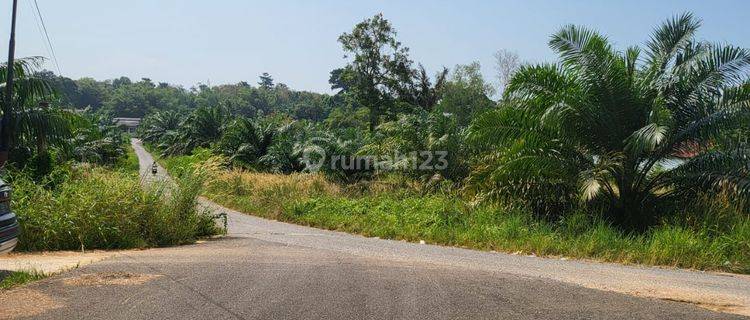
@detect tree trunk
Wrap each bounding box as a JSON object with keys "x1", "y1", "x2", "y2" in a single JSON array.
[
  {"x1": 1, "y1": 0, "x2": 19, "y2": 168},
  {"x1": 0, "y1": 116, "x2": 10, "y2": 168},
  {"x1": 368, "y1": 109, "x2": 377, "y2": 132}
]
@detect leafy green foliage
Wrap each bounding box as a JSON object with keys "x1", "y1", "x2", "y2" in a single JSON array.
[
  {"x1": 338, "y1": 13, "x2": 416, "y2": 131},
  {"x1": 361, "y1": 110, "x2": 469, "y2": 182},
  {"x1": 468, "y1": 13, "x2": 750, "y2": 229},
  {"x1": 2, "y1": 58, "x2": 132, "y2": 176},
  {"x1": 68, "y1": 115, "x2": 128, "y2": 166},
  {"x1": 435, "y1": 62, "x2": 496, "y2": 126},
  {"x1": 217, "y1": 117, "x2": 275, "y2": 167}
]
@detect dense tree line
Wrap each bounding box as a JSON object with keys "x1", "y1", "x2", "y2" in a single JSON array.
[
  {"x1": 139, "y1": 14, "x2": 492, "y2": 182},
  {"x1": 35, "y1": 70, "x2": 338, "y2": 121}
]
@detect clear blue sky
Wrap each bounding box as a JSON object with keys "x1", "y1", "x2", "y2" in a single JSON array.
[{"x1": 2, "y1": 0, "x2": 749, "y2": 93}]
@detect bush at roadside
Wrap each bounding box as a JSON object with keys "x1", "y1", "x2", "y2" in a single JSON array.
[{"x1": 9, "y1": 165, "x2": 219, "y2": 251}]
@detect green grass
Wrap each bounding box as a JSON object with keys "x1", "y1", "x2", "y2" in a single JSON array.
[
  {"x1": 114, "y1": 144, "x2": 140, "y2": 173},
  {"x1": 151, "y1": 150, "x2": 750, "y2": 274},
  {"x1": 279, "y1": 195, "x2": 748, "y2": 272},
  {"x1": 9, "y1": 165, "x2": 221, "y2": 251},
  {"x1": 158, "y1": 147, "x2": 214, "y2": 176},
  {"x1": 0, "y1": 270, "x2": 46, "y2": 290},
  {"x1": 188, "y1": 166, "x2": 750, "y2": 274}
]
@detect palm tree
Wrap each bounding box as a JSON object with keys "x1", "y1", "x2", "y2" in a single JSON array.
[
  {"x1": 68, "y1": 114, "x2": 126, "y2": 165},
  {"x1": 156, "y1": 105, "x2": 227, "y2": 156},
  {"x1": 139, "y1": 110, "x2": 181, "y2": 144},
  {"x1": 468, "y1": 13, "x2": 750, "y2": 228},
  {"x1": 411, "y1": 65, "x2": 449, "y2": 112},
  {"x1": 1, "y1": 57, "x2": 70, "y2": 166},
  {"x1": 217, "y1": 117, "x2": 275, "y2": 167},
  {"x1": 185, "y1": 105, "x2": 226, "y2": 145},
  {"x1": 302, "y1": 129, "x2": 370, "y2": 183},
  {"x1": 361, "y1": 110, "x2": 469, "y2": 181},
  {"x1": 14, "y1": 105, "x2": 74, "y2": 155},
  {"x1": 258, "y1": 122, "x2": 307, "y2": 173}
]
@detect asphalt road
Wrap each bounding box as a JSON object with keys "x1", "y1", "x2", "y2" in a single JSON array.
[{"x1": 2, "y1": 139, "x2": 747, "y2": 320}]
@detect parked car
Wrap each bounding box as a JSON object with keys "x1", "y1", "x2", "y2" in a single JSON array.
[{"x1": 0, "y1": 178, "x2": 19, "y2": 254}]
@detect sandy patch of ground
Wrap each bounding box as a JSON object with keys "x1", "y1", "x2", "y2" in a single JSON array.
[
  {"x1": 0, "y1": 250, "x2": 120, "y2": 274},
  {"x1": 569, "y1": 278, "x2": 750, "y2": 317},
  {"x1": 623, "y1": 287, "x2": 748, "y2": 316},
  {"x1": 0, "y1": 288, "x2": 62, "y2": 320},
  {"x1": 63, "y1": 272, "x2": 161, "y2": 286}
]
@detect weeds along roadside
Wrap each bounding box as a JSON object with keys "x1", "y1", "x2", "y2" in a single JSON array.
[
  {"x1": 7, "y1": 155, "x2": 220, "y2": 252},
  {"x1": 155, "y1": 152, "x2": 749, "y2": 274}
]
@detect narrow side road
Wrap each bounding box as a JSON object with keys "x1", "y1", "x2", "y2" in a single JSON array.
[{"x1": 0, "y1": 139, "x2": 746, "y2": 319}]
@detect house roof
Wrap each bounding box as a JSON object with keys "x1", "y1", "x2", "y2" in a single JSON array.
[{"x1": 113, "y1": 117, "x2": 141, "y2": 127}]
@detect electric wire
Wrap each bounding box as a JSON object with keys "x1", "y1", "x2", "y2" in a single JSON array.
[
  {"x1": 26, "y1": 0, "x2": 54, "y2": 71},
  {"x1": 30, "y1": 0, "x2": 61, "y2": 74}
]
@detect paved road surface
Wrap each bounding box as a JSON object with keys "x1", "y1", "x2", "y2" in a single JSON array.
[{"x1": 1, "y1": 139, "x2": 748, "y2": 320}]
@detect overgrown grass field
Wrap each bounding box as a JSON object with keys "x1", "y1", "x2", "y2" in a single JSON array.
[{"x1": 162, "y1": 154, "x2": 750, "y2": 274}]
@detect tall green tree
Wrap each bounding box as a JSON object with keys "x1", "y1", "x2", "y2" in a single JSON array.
[
  {"x1": 258, "y1": 72, "x2": 274, "y2": 90},
  {"x1": 410, "y1": 65, "x2": 449, "y2": 112},
  {"x1": 75, "y1": 77, "x2": 108, "y2": 110},
  {"x1": 436, "y1": 62, "x2": 496, "y2": 127},
  {"x1": 338, "y1": 13, "x2": 415, "y2": 131}
]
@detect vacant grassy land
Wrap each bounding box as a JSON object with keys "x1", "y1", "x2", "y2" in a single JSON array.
[{"x1": 161, "y1": 154, "x2": 749, "y2": 274}]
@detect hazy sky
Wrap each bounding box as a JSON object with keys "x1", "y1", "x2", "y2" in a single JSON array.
[{"x1": 2, "y1": 0, "x2": 749, "y2": 93}]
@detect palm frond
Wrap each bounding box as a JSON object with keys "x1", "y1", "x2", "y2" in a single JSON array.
[
  {"x1": 625, "y1": 123, "x2": 668, "y2": 156},
  {"x1": 645, "y1": 12, "x2": 701, "y2": 72}
]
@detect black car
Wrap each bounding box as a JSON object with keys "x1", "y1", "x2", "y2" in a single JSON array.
[{"x1": 0, "y1": 178, "x2": 19, "y2": 254}]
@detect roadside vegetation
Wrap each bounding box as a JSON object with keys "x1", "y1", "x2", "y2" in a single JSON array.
[
  {"x1": 1, "y1": 57, "x2": 220, "y2": 253},
  {"x1": 115, "y1": 143, "x2": 140, "y2": 173},
  {"x1": 8, "y1": 13, "x2": 746, "y2": 272},
  {"x1": 160, "y1": 156, "x2": 748, "y2": 273},
  {"x1": 143, "y1": 13, "x2": 750, "y2": 274},
  {"x1": 10, "y1": 165, "x2": 218, "y2": 251},
  {"x1": 0, "y1": 270, "x2": 46, "y2": 290}
]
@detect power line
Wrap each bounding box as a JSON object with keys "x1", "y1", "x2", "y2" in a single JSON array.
[
  {"x1": 26, "y1": 0, "x2": 54, "y2": 70},
  {"x1": 30, "y1": 0, "x2": 60, "y2": 74}
]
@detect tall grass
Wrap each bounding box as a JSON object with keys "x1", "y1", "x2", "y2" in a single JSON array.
[
  {"x1": 195, "y1": 167, "x2": 749, "y2": 273},
  {"x1": 113, "y1": 144, "x2": 140, "y2": 173},
  {"x1": 10, "y1": 165, "x2": 219, "y2": 251},
  {"x1": 205, "y1": 170, "x2": 340, "y2": 217}
]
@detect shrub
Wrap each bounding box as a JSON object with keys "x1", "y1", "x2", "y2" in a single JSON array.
[{"x1": 10, "y1": 166, "x2": 219, "y2": 251}]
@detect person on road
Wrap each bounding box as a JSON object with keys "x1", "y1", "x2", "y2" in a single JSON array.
[{"x1": 151, "y1": 162, "x2": 158, "y2": 175}]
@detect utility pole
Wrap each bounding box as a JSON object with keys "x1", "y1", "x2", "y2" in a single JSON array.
[{"x1": 0, "y1": 0, "x2": 19, "y2": 167}]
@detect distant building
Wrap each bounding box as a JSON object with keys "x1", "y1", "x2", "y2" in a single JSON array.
[{"x1": 113, "y1": 117, "x2": 141, "y2": 134}]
